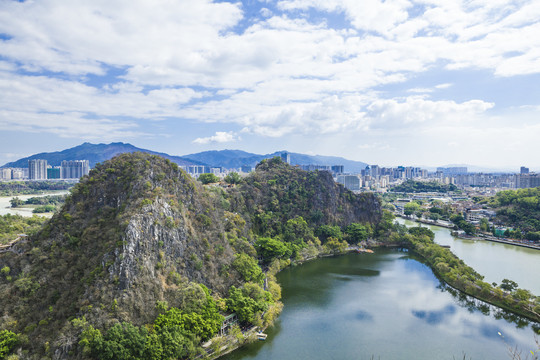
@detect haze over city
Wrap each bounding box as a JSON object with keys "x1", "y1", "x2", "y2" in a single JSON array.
[{"x1": 1, "y1": 0, "x2": 539, "y2": 170}]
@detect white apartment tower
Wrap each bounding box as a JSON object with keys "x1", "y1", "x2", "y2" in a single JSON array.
[
  {"x1": 61, "y1": 160, "x2": 90, "y2": 179},
  {"x1": 28, "y1": 159, "x2": 48, "y2": 180}
]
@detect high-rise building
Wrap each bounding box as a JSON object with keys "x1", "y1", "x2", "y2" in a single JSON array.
[
  {"x1": 337, "y1": 175, "x2": 361, "y2": 191},
  {"x1": 0, "y1": 168, "x2": 12, "y2": 180},
  {"x1": 47, "y1": 166, "x2": 61, "y2": 179},
  {"x1": 180, "y1": 165, "x2": 211, "y2": 177},
  {"x1": 370, "y1": 165, "x2": 380, "y2": 178},
  {"x1": 515, "y1": 173, "x2": 540, "y2": 189},
  {"x1": 437, "y1": 167, "x2": 468, "y2": 175},
  {"x1": 61, "y1": 160, "x2": 90, "y2": 179},
  {"x1": 520, "y1": 166, "x2": 529, "y2": 174},
  {"x1": 331, "y1": 165, "x2": 344, "y2": 174},
  {"x1": 280, "y1": 152, "x2": 291, "y2": 164},
  {"x1": 300, "y1": 164, "x2": 331, "y2": 172},
  {"x1": 12, "y1": 169, "x2": 25, "y2": 179},
  {"x1": 28, "y1": 159, "x2": 48, "y2": 180}
]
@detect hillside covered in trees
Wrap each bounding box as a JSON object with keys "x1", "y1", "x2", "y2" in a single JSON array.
[
  {"x1": 389, "y1": 180, "x2": 458, "y2": 193},
  {"x1": 485, "y1": 187, "x2": 540, "y2": 240},
  {"x1": 0, "y1": 153, "x2": 382, "y2": 359}
]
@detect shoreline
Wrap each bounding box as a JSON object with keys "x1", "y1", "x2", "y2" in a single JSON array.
[
  {"x1": 208, "y1": 224, "x2": 540, "y2": 359},
  {"x1": 396, "y1": 214, "x2": 540, "y2": 251},
  {"x1": 211, "y1": 245, "x2": 539, "y2": 360}
]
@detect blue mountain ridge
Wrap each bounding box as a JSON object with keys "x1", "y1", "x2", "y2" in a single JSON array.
[{"x1": 2, "y1": 143, "x2": 369, "y2": 173}]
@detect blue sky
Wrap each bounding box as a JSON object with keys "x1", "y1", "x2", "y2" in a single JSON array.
[{"x1": 1, "y1": 0, "x2": 539, "y2": 170}]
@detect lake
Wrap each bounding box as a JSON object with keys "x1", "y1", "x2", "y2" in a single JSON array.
[
  {"x1": 222, "y1": 251, "x2": 539, "y2": 360},
  {"x1": 396, "y1": 217, "x2": 540, "y2": 295}
]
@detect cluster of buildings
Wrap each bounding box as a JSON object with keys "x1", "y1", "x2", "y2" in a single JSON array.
[
  {"x1": 0, "y1": 159, "x2": 90, "y2": 181},
  {"x1": 338, "y1": 165, "x2": 540, "y2": 193},
  {"x1": 1, "y1": 151, "x2": 538, "y2": 193},
  {"x1": 336, "y1": 165, "x2": 432, "y2": 192}
]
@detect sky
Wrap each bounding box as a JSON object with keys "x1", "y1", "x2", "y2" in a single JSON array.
[{"x1": 1, "y1": 0, "x2": 539, "y2": 170}]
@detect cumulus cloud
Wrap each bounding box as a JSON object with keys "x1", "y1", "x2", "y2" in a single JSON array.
[
  {"x1": 366, "y1": 97, "x2": 494, "y2": 129},
  {"x1": 192, "y1": 131, "x2": 239, "y2": 144},
  {"x1": 0, "y1": 0, "x2": 538, "y2": 166}
]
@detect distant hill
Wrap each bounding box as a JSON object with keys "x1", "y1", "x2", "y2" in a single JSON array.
[
  {"x1": 1, "y1": 142, "x2": 202, "y2": 168},
  {"x1": 0, "y1": 152, "x2": 381, "y2": 358},
  {"x1": 183, "y1": 150, "x2": 368, "y2": 173},
  {"x1": 2, "y1": 143, "x2": 368, "y2": 173}
]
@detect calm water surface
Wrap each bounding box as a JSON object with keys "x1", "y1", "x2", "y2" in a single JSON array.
[
  {"x1": 396, "y1": 218, "x2": 540, "y2": 295},
  {"x1": 223, "y1": 252, "x2": 539, "y2": 360}
]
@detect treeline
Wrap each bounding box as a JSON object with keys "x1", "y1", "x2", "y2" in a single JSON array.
[
  {"x1": 394, "y1": 223, "x2": 540, "y2": 322},
  {"x1": 390, "y1": 180, "x2": 458, "y2": 193},
  {"x1": 0, "y1": 181, "x2": 73, "y2": 196},
  {"x1": 10, "y1": 195, "x2": 66, "y2": 214}
]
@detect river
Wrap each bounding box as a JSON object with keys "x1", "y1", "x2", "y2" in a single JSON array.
[
  {"x1": 0, "y1": 191, "x2": 70, "y2": 218},
  {"x1": 395, "y1": 217, "x2": 540, "y2": 295}
]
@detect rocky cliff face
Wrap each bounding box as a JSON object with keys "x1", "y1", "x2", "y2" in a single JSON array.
[{"x1": 0, "y1": 153, "x2": 382, "y2": 359}]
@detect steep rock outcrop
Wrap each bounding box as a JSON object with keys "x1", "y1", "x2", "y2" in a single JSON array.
[{"x1": 0, "y1": 152, "x2": 383, "y2": 359}]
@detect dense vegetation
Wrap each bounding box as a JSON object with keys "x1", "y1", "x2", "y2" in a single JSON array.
[
  {"x1": 3, "y1": 153, "x2": 534, "y2": 359},
  {"x1": 485, "y1": 187, "x2": 540, "y2": 240},
  {"x1": 0, "y1": 181, "x2": 73, "y2": 196},
  {"x1": 390, "y1": 180, "x2": 458, "y2": 193},
  {"x1": 395, "y1": 224, "x2": 540, "y2": 322},
  {"x1": 0, "y1": 154, "x2": 380, "y2": 359},
  {"x1": 0, "y1": 214, "x2": 46, "y2": 245}
]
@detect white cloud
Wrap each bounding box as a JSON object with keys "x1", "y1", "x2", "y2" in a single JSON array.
[
  {"x1": 366, "y1": 97, "x2": 494, "y2": 128},
  {"x1": 0, "y1": 0, "x2": 539, "y2": 167},
  {"x1": 435, "y1": 83, "x2": 452, "y2": 89},
  {"x1": 0, "y1": 110, "x2": 145, "y2": 140},
  {"x1": 192, "y1": 131, "x2": 239, "y2": 144},
  {"x1": 260, "y1": 8, "x2": 273, "y2": 18}
]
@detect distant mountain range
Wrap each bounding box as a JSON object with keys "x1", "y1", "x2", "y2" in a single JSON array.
[
  {"x1": 1, "y1": 142, "x2": 200, "y2": 168},
  {"x1": 182, "y1": 150, "x2": 368, "y2": 172},
  {"x1": 1, "y1": 143, "x2": 369, "y2": 173}
]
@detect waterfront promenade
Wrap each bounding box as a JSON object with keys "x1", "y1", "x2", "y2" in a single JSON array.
[{"x1": 396, "y1": 214, "x2": 540, "y2": 251}]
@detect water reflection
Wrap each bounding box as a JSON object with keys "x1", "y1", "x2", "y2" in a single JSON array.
[
  {"x1": 395, "y1": 217, "x2": 540, "y2": 295},
  {"x1": 412, "y1": 304, "x2": 457, "y2": 325},
  {"x1": 223, "y1": 251, "x2": 539, "y2": 360}
]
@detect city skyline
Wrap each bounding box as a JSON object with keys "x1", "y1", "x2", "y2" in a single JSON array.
[{"x1": 1, "y1": 1, "x2": 539, "y2": 169}]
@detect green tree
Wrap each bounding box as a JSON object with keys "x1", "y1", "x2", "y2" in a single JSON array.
[
  {"x1": 283, "y1": 216, "x2": 313, "y2": 243},
  {"x1": 323, "y1": 236, "x2": 348, "y2": 254},
  {"x1": 255, "y1": 237, "x2": 292, "y2": 263},
  {"x1": 224, "y1": 172, "x2": 242, "y2": 185},
  {"x1": 428, "y1": 212, "x2": 440, "y2": 221},
  {"x1": 0, "y1": 330, "x2": 18, "y2": 358},
  {"x1": 403, "y1": 202, "x2": 421, "y2": 216},
  {"x1": 500, "y1": 279, "x2": 519, "y2": 292},
  {"x1": 9, "y1": 197, "x2": 24, "y2": 208},
  {"x1": 315, "y1": 225, "x2": 342, "y2": 243},
  {"x1": 344, "y1": 223, "x2": 369, "y2": 243},
  {"x1": 197, "y1": 173, "x2": 220, "y2": 185},
  {"x1": 408, "y1": 226, "x2": 435, "y2": 241},
  {"x1": 479, "y1": 218, "x2": 490, "y2": 232},
  {"x1": 226, "y1": 285, "x2": 269, "y2": 324},
  {"x1": 232, "y1": 253, "x2": 264, "y2": 284}
]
